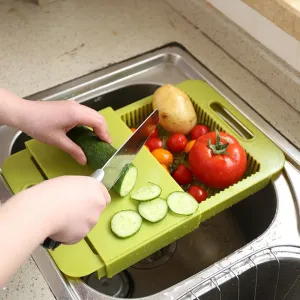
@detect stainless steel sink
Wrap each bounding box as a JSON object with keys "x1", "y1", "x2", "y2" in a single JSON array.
[{"x1": 0, "y1": 43, "x2": 300, "y2": 300}]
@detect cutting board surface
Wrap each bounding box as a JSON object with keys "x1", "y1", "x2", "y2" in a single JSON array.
[{"x1": 23, "y1": 107, "x2": 201, "y2": 277}]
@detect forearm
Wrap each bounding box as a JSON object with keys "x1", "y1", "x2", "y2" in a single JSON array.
[
  {"x1": 0, "y1": 192, "x2": 50, "y2": 287},
  {"x1": 0, "y1": 88, "x2": 26, "y2": 128}
]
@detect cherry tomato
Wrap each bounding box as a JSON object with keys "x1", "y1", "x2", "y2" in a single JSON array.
[
  {"x1": 189, "y1": 130, "x2": 247, "y2": 189},
  {"x1": 188, "y1": 185, "x2": 208, "y2": 203},
  {"x1": 145, "y1": 137, "x2": 163, "y2": 152},
  {"x1": 144, "y1": 145, "x2": 150, "y2": 151},
  {"x1": 130, "y1": 128, "x2": 136, "y2": 133},
  {"x1": 149, "y1": 127, "x2": 159, "y2": 138},
  {"x1": 172, "y1": 164, "x2": 193, "y2": 185},
  {"x1": 166, "y1": 133, "x2": 188, "y2": 153},
  {"x1": 190, "y1": 125, "x2": 210, "y2": 140},
  {"x1": 184, "y1": 140, "x2": 196, "y2": 153},
  {"x1": 152, "y1": 149, "x2": 174, "y2": 166},
  {"x1": 161, "y1": 164, "x2": 170, "y2": 174}
]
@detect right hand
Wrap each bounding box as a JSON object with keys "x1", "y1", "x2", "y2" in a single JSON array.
[{"x1": 20, "y1": 176, "x2": 111, "y2": 245}]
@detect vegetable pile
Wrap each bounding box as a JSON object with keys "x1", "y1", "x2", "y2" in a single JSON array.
[{"x1": 131, "y1": 84, "x2": 248, "y2": 202}]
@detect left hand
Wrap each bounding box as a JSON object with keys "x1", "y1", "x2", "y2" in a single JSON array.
[{"x1": 17, "y1": 99, "x2": 111, "y2": 165}]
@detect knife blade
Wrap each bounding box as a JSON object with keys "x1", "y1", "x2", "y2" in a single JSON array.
[{"x1": 91, "y1": 109, "x2": 159, "y2": 190}]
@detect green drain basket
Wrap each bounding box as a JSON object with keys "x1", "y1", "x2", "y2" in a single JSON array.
[{"x1": 1, "y1": 80, "x2": 285, "y2": 279}]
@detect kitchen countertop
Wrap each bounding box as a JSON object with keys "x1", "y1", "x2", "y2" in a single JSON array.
[{"x1": 0, "y1": 0, "x2": 299, "y2": 299}]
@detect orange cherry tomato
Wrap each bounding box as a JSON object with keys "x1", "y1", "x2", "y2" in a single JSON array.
[
  {"x1": 130, "y1": 128, "x2": 136, "y2": 133},
  {"x1": 161, "y1": 164, "x2": 170, "y2": 174},
  {"x1": 184, "y1": 140, "x2": 196, "y2": 153},
  {"x1": 151, "y1": 149, "x2": 174, "y2": 166}
]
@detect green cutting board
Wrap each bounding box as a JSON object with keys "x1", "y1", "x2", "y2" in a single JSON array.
[{"x1": 2, "y1": 107, "x2": 201, "y2": 278}]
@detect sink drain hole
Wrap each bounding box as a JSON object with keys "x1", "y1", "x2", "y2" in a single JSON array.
[
  {"x1": 132, "y1": 242, "x2": 177, "y2": 269},
  {"x1": 81, "y1": 270, "x2": 134, "y2": 298}
]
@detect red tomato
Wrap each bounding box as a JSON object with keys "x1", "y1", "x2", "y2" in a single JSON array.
[
  {"x1": 166, "y1": 133, "x2": 188, "y2": 153},
  {"x1": 190, "y1": 125, "x2": 210, "y2": 140},
  {"x1": 149, "y1": 127, "x2": 159, "y2": 138},
  {"x1": 188, "y1": 130, "x2": 247, "y2": 189},
  {"x1": 188, "y1": 185, "x2": 208, "y2": 203},
  {"x1": 145, "y1": 137, "x2": 163, "y2": 152},
  {"x1": 172, "y1": 164, "x2": 193, "y2": 185}
]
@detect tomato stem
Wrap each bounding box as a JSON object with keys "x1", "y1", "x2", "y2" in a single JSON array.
[{"x1": 208, "y1": 130, "x2": 230, "y2": 155}]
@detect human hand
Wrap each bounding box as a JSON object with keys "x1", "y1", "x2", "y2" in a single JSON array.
[
  {"x1": 19, "y1": 176, "x2": 111, "y2": 244},
  {"x1": 16, "y1": 99, "x2": 112, "y2": 165}
]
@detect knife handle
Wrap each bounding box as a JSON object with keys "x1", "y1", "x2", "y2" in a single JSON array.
[
  {"x1": 42, "y1": 169, "x2": 105, "y2": 250},
  {"x1": 42, "y1": 238, "x2": 61, "y2": 250}
]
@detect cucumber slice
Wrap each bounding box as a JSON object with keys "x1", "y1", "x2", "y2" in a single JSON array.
[
  {"x1": 138, "y1": 198, "x2": 168, "y2": 223},
  {"x1": 111, "y1": 210, "x2": 142, "y2": 238},
  {"x1": 167, "y1": 192, "x2": 198, "y2": 215},
  {"x1": 131, "y1": 182, "x2": 162, "y2": 201},
  {"x1": 114, "y1": 164, "x2": 138, "y2": 197}
]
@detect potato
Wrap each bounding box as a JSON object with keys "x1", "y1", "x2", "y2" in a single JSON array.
[{"x1": 152, "y1": 84, "x2": 197, "y2": 134}]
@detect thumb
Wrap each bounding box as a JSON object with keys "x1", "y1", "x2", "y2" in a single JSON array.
[{"x1": 56, "y1": 136, "x2": 87, "y2": 165}]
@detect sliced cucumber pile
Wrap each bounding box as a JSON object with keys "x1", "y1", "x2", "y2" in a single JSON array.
[
  {"x1": 111, "y1": 210, "x2": 142, "y2": 238},
  {"x1": 131, "y1": 182, "x2": 162, "y2": 201},
  {"x1": 167, "y1": 191, "x2": 198, "y2": 215},
  {"x1": 111, "y1": 184, "x2": 199, "y2": 238},
  {"x1": 138, "y1": 198, "x2": 168, "y2": 223}
]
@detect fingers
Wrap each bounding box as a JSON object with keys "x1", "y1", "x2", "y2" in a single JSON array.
[
  {"x1": 55, "y1": 135, "x2": 87, "y2": 165},
  {"x1": 75, "y1": 107, "x2": 112, "y2": 143}
]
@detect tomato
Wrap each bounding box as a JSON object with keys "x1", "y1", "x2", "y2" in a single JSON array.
[
  {"x1": 188, "y1": 185, "x2": 208, "y2": 203},
  {"x1": 130, "y1": 128, "x2": 136, "y2": 133},
  {"x1": 184, "y1": 140, "x2": 196, "y2": 153},
  {"x1": 152, "y1": 149, "x2": 174, "y2": 166},
  {"x1": 144, "y1": 145, "x2": 150, "y2": 151},
  {"x1": 166, "y1": 133, "x2": 188, "y2": 153},
  {"x1": 188, "y1": 130, "x2": 247, "y2": 189},
  {"x1": 172, "y1": 164, "x2": 193, "y2": 185},
  {"x1": 145, "y1": 137, "x2": 163, "y2": 152},
  {"x1": 161, "y1": 164, "x2": 170, "y2": 174},
  {"x1": 190, "y1": 125, "x2": 210, "y2": 140},
  {"x1": 149, "y1": 127, "x2": 159, "y2": 138}
]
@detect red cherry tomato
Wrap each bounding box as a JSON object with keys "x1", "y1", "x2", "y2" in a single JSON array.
[
  {"x1": 188, "y1": 185, "x2": 208, "y2": 203},
  {"x1": 166, "y1": 133, "x2": 188, "y2": 153},
  {"x1": 172, "y1": 164, "x2": 193, "y2": 185},
  {"x1": 145, "y1": 137, "x2": 163, "y2": 152},
  {"x1": 149, "y1": 127, "x2": 159, "y2": 138},
  {"x1": 190, "y1": 125, "x2": 210, "y2": 140}
]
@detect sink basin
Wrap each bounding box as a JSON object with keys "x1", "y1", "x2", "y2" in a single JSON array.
[
  {"x1": 0, "y1": 44, "x2": 299, "y2": 300},
  {"x1": 179, "y1": 246, "x2": 300, "y2": 300}
]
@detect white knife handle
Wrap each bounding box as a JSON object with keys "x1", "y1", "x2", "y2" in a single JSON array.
[{"x1": 91, "y1": 169, "x2": 105, "y2": 182}]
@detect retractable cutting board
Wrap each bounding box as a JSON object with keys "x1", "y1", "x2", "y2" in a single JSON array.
[
  {"x1": 1, "y1": 107, "x2": 201, "y2": 279},
  {"x1": 1, "y1": 80, "x2": 285, "y2": 279}
]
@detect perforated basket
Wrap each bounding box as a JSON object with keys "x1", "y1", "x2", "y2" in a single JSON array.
[{"x1": 117, "y1": 80, "x2": 284, "y2": 221}]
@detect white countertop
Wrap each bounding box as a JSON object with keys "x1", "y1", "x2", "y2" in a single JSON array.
[{"x1": 0, "y1": 0, "x2": 299, "y2": 299}]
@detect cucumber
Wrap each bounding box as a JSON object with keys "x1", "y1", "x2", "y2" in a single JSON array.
[
  {"x1": 67, "y1": 126, "x2": 138, "y2": 197},
  {"x1": 167, "y1": 192, "x2": 198, "y2": 215},
  {"x1": 131, "y1": 182, "x2": 162, "y2": 201},
  {"x1": 114, "y1": 164, "x2": 138, "y2": 197},
  {"x1": 138, "y1": 198, "x2": 168, "y2": 223},
  {"x1": 111, "y1": 210, "x2": 142, "y2": 238}
]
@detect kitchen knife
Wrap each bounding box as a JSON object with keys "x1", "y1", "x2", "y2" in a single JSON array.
[{"x1": 42, "y1": 109, "x2": 159, "y2": 250}]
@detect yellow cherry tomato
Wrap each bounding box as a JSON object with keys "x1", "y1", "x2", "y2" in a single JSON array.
[
  {"x1": 151, "y1": 149, "x2": 174, "y2": 166},
  {"x1": 144, "y1": 145, "x2": 150, "y2": 151},
  {"x1": 184, "y1": 140, "x2": 196, "y2": 153},
  {"x1": 161, "y1": 164, "x2": 170, "y2": 174}
]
